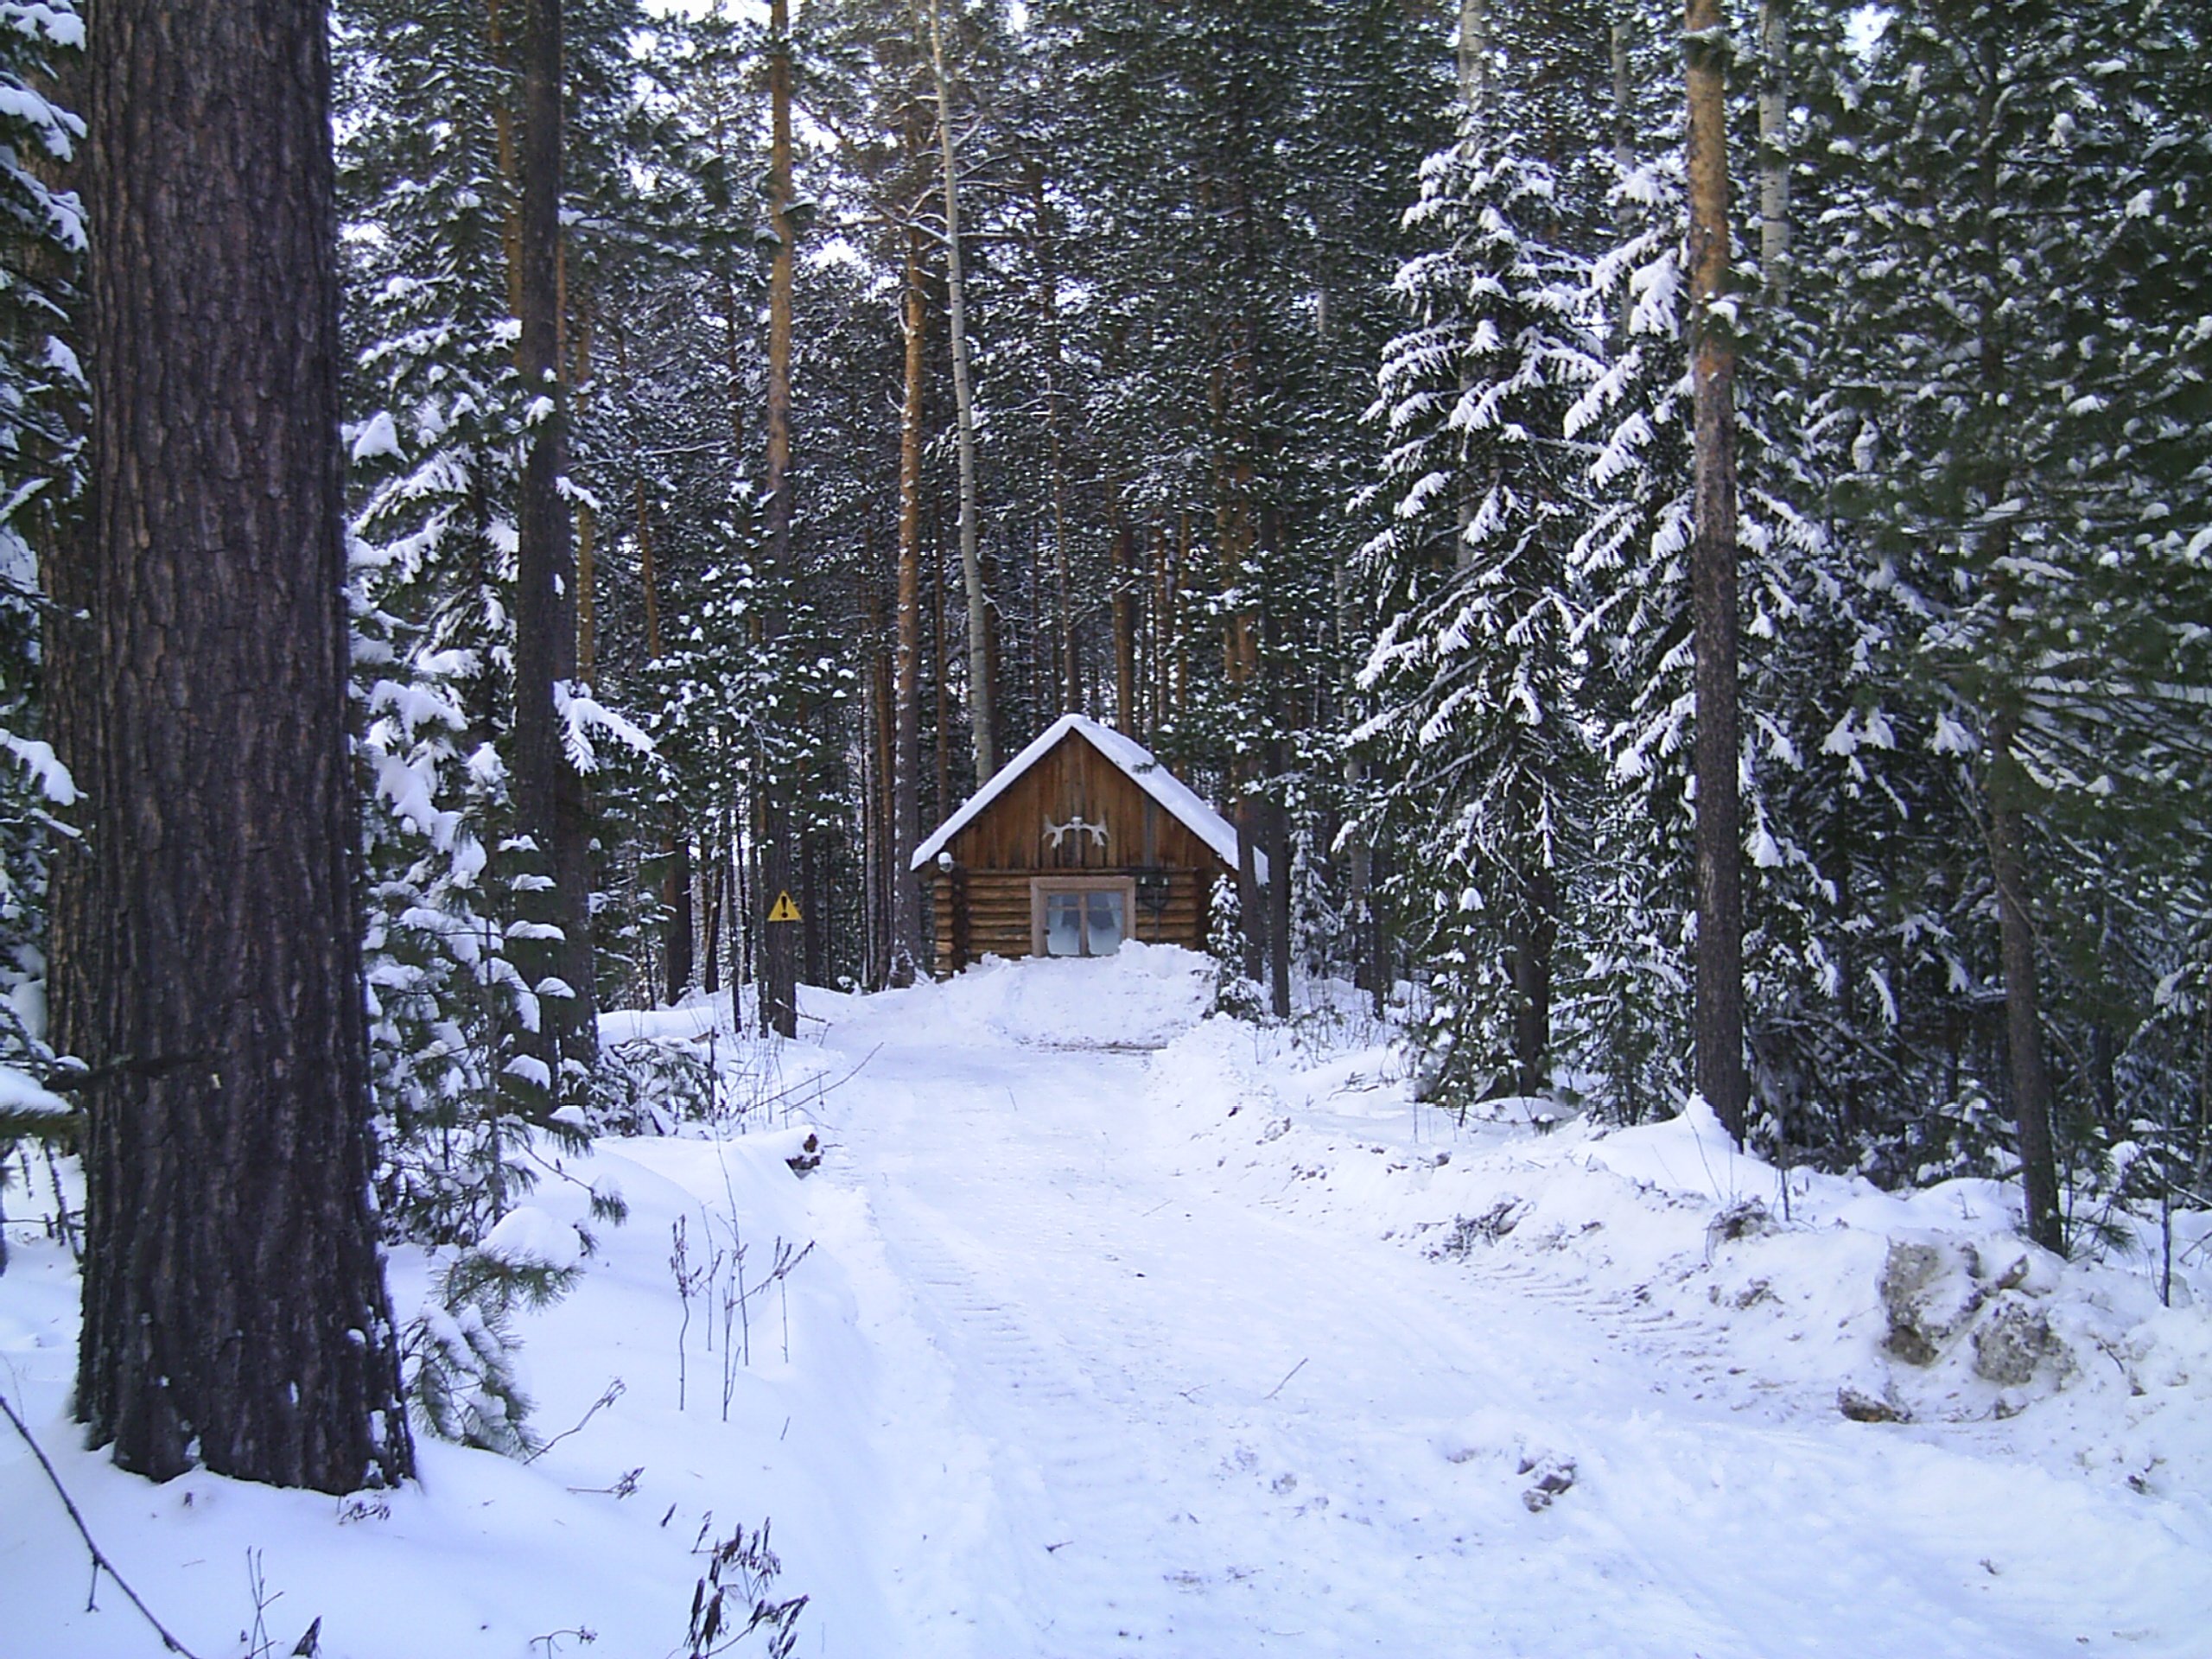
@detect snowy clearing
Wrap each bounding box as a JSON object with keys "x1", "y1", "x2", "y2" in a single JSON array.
[{"x1": 6, "y1": 945, "x2": 2212, "y2": 1656}]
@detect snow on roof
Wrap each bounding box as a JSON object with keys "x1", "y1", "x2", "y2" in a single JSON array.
[{"x1": 912, "y1": 713, "x2": 1267, "y2": 884}]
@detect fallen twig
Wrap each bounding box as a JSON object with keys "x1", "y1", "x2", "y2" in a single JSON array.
[
  {"x1": 747, "y1": 1044, "x2": 880, "y2": 1116},
  {"x1": 0, "y1": 1384, "x2": 202, "y2": 1656},
  {"x1": 522, "y1": 1377, "x2": 625, "y2": 1465},
  {"x1": 1262, "y1": 1357, "x2": 1308, "y2": 1402}
]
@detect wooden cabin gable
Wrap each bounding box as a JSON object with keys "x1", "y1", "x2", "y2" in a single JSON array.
[{"x1": 941, "y1": 730, "x2": 1225, "y2": 877}]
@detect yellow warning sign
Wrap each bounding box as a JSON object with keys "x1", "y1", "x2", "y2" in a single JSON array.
[{"x1": 766, "y1": 890, "x2": 802, "y2": 924}]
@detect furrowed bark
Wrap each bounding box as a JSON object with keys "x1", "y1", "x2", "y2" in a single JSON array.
[{"x1": 75, "y1": 0, "x2": 411, "y2": 1491}]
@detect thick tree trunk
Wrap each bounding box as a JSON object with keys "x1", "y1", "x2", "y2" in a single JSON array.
[
  {"x1": 74, "y1": 0, "x2": 410, "y2": 1491},
  {"x1": 512, "y1": 0, "x2": 595, "y2": 1088},
  {"x1": 1686, "y1": 0, "x2": 1748, "y2": 1141},
  {"x1": 924, "y1": 0, "x2": 994, "y2": 779},
  {"x1": 868, "y1": 572, "x2": 895, "y2": 989},
  {"x1": 664, "y1": 836, "x2": 695, "y2": 1003},
  {"x1": 891, "y1": 223, "x2": 928, "y2": 987},
  {"x1": 1510, "y1": 862, "x2": 1558, "y2": 1097},
  {"x1": 759, "y1": 0, "x2": 799, "y2": 1038}
]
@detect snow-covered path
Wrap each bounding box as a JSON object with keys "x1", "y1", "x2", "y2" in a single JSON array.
[
  {"x1": 5, "y1": 953, "x2": 2205, "y2": 1657},
  {"x1": 813, "y1": 968, "x2": 2204, "y2": 1658}
]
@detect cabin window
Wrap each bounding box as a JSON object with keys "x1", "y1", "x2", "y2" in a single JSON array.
[{"x1": 1031, "y1": 876, "x2": 1135, "y2": 958}]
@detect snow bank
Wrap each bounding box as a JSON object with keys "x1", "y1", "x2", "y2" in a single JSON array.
[
  {"x1": 0, "y1": 1016, "x2": 901, "y2": 1657},
  {"x1": 1145, "y1": 1007, "x2": 2212, "y2": 1501},
  {"x1": 905, "y1": 939, "x2": 1215, "y2": 1052}
]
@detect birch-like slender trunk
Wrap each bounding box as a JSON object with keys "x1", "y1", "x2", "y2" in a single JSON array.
[
  {"x1": 1033, "y1": 163, "x2": 1079, "y2": 715},
  {"x1": 1758, "y1": 0, "x2": 1791, "y2": 303},
  {"x1": 924, "y1": 0, "x2": 994, "y2": 779},
  {"x1": 891, "y1": 221, "x2": 928, "y2": 986},
  {"x1": 1687, "y1": 0, "x2": 1747, "y2": 1140}
]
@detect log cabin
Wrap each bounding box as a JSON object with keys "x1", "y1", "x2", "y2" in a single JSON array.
[{"x1": 911, "y1": 714, "x2": 1267, "y2": 977}]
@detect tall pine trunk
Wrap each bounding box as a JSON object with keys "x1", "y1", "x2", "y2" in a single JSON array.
[
  {"x1": 758, "y1": 0, "x2": 800, "y2": 1037},
  {"x1": 1686, "y1": 0, "x2": 1748, "y2": 1140},
  {"x1": 74, "y1": 0, "x2": 410, "y2": 1491},
  {"x1": 512, "y1": 0, "x2": 595, "y2": 1087},
  {"x1": 891, "y1": 220, "x2": 928, "y2": 986}
]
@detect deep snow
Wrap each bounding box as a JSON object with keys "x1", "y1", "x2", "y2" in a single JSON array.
[{"x1": 4, "y1": 944, "x2": 2209, "y2": 1656}]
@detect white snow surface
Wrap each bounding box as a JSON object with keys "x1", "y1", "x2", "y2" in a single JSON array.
[
  {"x1": 5, "y1": 945, "x2": 2211, "y2": 1656},
  {"x1": 912, "y1": 713, "x2": 1266, "y2": 884}
]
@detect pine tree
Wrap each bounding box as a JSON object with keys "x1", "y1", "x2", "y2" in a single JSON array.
[
  {"x1": 1805, "y1": 0, "x2": 2212, "y2": 1247},
  {"x1": 1356, "y1": 10, "x2": 1603, "y2": 1100}
]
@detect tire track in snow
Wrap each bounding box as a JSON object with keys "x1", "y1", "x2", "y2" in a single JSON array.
[
  {"x1": 819, "y1": 995, "x2": 2199, "y2": 1658},
  {"x1": 1459, "y1": 1252, "x2": 1834, "y2": 1423}
]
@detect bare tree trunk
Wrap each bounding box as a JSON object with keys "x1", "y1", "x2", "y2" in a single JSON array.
[
  {"x1": 1112, "y1": 520, "x2": 1138, "y2": 734},
  {"x1": 1990, "y1": 698, "x2": 2064, "y2": 1251},
  {"x1": 1266, "y1": 746, "x2": 1292, "y2": 1020},
  {"x1": 923, "y1": 0, "x2": 994, "y2": 779},
  {"x1": 1609, "y1": 8, "x2": 1636, "y2": 339},
  {"x1": 634, "y1": 476, "x2": 693, "y2": 1001},
  {"x1": 892, "y1": 222, "x2": 928, "y2": 985},
  {"x1": 74, "y1": 0, "x2": 411, "y2": 1491},
  {"x1": 1458, "y1": 0, "x2": 1491, "y2": 118},
  {"x1": 1757, "y1": 0, "x2": 1790, "y2": 304},
  {"x1": 1967, "y1": 34, "x2": 2061, "y2": 1251},
  {"x1": 1510, "y1": 861, "x2": 1558, "y2": 1097},
  {"x1": 573, "y1": 289, "x2": 597, "y2": 683},
  {"x1": 513, "y1": 0, "x2": 595, "y2": 1087},
  {"x1": 1030, "y1": 162, "x2": 1078, "y2": 715},
  {"x1": 702, "y1": 839, "x2": 723, "y2": 1000},
  {"x1": 932, "y1": 502, "x2": 952, "y2": 816},
  {"x1": 755, "y1": 0, "x2": 800, "y2": 1037},
  {"x1": 861, "y1": 537, "x2": 893, "y2": 988},
  {"x1": 1687, "y1": 0, "x2": 1747, "y2": 1139}
]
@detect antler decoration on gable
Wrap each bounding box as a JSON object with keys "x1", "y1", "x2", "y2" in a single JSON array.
[{"x1": 1042, "y1": 816, "x2": 1109, "y2": 850}]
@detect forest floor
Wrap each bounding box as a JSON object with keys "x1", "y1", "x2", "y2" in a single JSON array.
[{"x1": 5, "y1": 945, "x2": 2212, "y2": 1657}]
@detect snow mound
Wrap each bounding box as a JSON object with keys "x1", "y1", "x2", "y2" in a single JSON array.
[
  {"x1": 477, "y1": 1204, "x2": 584, "y2": 1271},
  {"x1": 931, "y1": 941, "x2": 1213, "y2": 1050}
]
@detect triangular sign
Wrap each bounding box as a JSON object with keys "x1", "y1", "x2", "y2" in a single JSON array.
[{"x1": 766, "y1": 890, "x2": 802, "y2": 924}]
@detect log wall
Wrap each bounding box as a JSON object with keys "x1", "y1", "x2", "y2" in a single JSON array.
[{"x1": 921, "y1": 728, "x2": 1229, "y2": 976}]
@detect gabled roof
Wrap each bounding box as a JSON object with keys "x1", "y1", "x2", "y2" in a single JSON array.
[{"x1": 911, "y1": 713, "x2": 1267, "y2": 884}]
